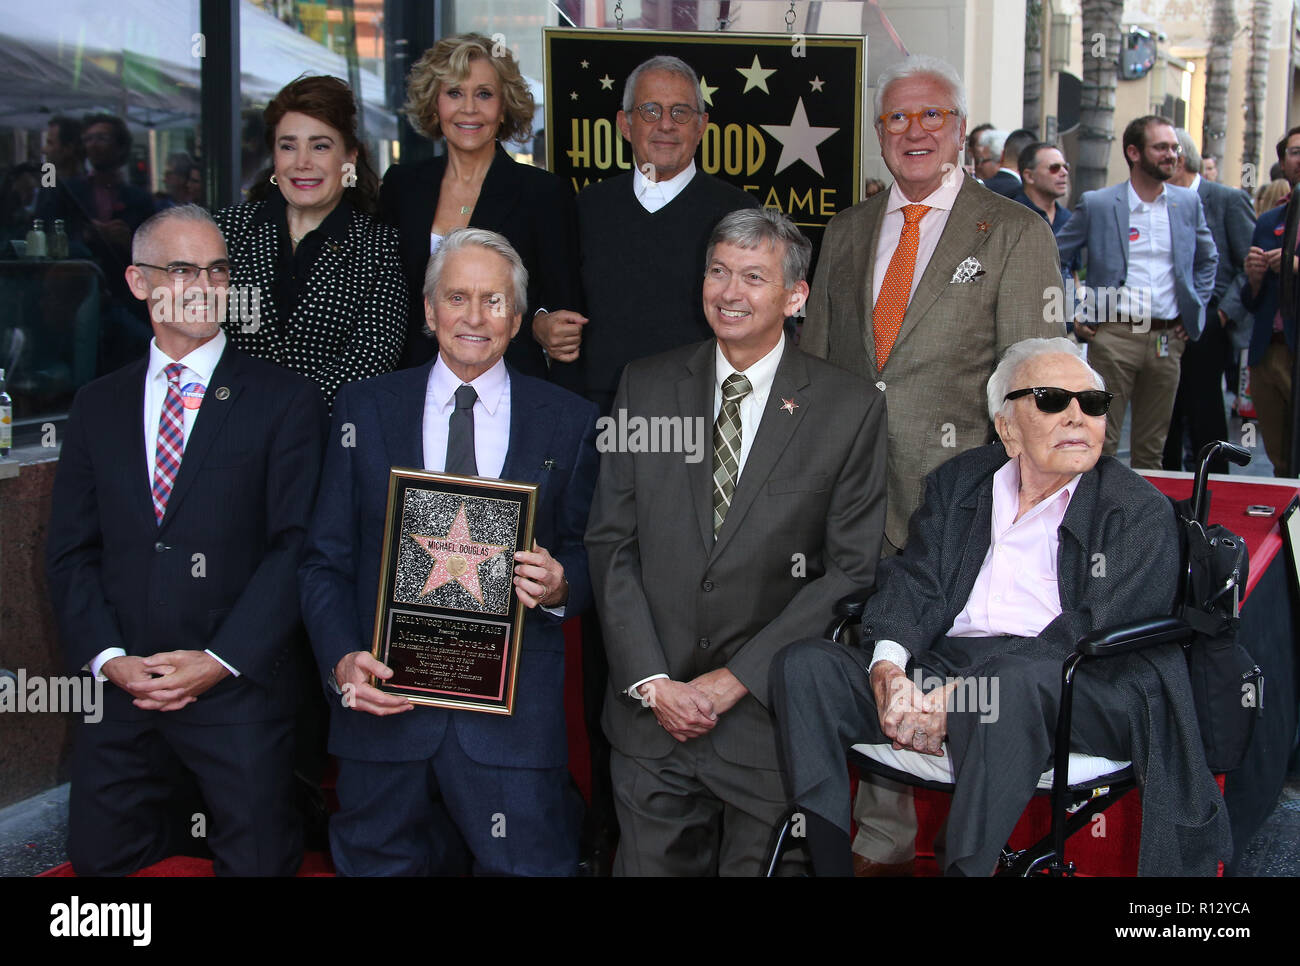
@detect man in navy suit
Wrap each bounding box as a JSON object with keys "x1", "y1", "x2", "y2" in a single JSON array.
[
  {"x1": 45, "y1": 205, "x2": 326, "y2": 875},
  {"x1": 1055, "y1": 115, "x2": 1217, "y2": 468},
  {"x1": 299, "y1": 228, "x2": 599, "y2": 876},
  {"x1": 1241, "y1": 126, "x2": 1300, "y2": 476}
]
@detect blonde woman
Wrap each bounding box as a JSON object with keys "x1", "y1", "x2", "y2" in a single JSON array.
[{"x1": 381, "y1": 34, "x2": 584, "y2": 383}]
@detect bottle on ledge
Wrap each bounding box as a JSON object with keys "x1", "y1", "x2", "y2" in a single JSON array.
[
  {"x1": 24, "y1": 219, "x2": 46, "y2": 259},
  {"x1": 0, "y1": 368, "x2": 12, "y2": 458}
]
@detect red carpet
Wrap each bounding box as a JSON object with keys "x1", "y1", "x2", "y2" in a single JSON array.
[{"x1": 38, "y1": 851, "x2": 336, "y2": 877}]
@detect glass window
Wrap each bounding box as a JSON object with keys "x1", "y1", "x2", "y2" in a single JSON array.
[{"x1": 0, "y1": 2, "x2": 202, "y2": 441}]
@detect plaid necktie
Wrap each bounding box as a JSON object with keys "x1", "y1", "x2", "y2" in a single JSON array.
[
  {"x1": 712, "y1": 372, "x2": 753, "y2": 536},
  {"x1": 151, "y1": 362, "x2": 186, "y2": 524},
  {"x1": 874, "y1": 203, "x2": 930, "y2": 369}
]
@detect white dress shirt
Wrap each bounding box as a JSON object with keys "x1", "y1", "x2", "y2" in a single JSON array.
[
  {"x1": 633, "y1": 159, "x2": 697, "y2": 213},
  {"x1": 89, "y1": 331, "x2": 236, "y2": 680},
  {"x1": 1121, "y1": 180, "x2": 1178, "y2": 320},
  {"x1": 629, "y1": 336, "x2": 786, "y2": 702},
  {"x1": 421, "y1": 354, "x2": 511, "y2": 477},
  {"x1": 870, "y1": 460, "x2": 1082, "y2": 673},
  {"x1": 872, "y1": 174, "x2": 965, "y2": 303},
  {"x1": 712, "y1": 336, "x2": 785, "y2": 477},
  {"x1": 421, "y1": 354, "x2": 564, "y2": 617}
]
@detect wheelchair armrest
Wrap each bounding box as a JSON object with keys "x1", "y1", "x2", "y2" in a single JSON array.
[
  {"x1": 834, "y1": 586, "x2": 878, "y2": 621},
  {"x1": 1075, "y1": 616, "x2": 1193, "y2": 658}
]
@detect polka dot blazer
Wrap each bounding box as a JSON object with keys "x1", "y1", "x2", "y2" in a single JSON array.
[{"x1": 214, "y1": 201, "x2": 406, "y2": 409}]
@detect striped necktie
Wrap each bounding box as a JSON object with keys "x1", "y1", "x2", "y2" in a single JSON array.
[{"x1": 712, "y1": 372, "x2": 753, "y2": 535}]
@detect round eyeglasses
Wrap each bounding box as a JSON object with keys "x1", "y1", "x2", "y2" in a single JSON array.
[
  {"x1": 633, "y1": 102, "x2": 701, "y2": 124},
  {"x1": 877, "y1": 107, "x2": 960, "y2": 135}
]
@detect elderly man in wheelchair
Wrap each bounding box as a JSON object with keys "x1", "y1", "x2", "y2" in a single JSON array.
[{"x1": 773, "y1": 337, "x2": 1231, "y2": 876}]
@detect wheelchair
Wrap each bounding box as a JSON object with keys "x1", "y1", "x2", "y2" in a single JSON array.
[{"x1": 766, "y1": 440, "x2": 1254, "y2": 877}]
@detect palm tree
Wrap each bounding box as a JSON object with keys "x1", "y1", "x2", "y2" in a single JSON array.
[
  {"x1": 1242, "y1": 0, "x2": 1272, "y2": 191},
  {"x1": 1077, "y1": 0, "x2": 1124, "y2": 194},
  {"x1": 1203, "y1": 0, "x2": 1237, "y2": 167}
]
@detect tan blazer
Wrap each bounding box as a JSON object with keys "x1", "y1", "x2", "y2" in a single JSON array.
[{"x1": 802, "y1": 175, "x2": 1066, "y2": 549}]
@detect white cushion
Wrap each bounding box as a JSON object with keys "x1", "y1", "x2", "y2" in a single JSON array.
[{"x1": 850, "y1": 742, "x2": 1130, "y2": 789}]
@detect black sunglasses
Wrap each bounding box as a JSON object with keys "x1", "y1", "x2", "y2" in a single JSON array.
[{"x1": 1004, "y1": 386, "x2": 1113, "y2": 417}]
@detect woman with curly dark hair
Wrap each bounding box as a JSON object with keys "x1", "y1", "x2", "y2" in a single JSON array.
[
  {"x1": 381, "y1": 33, "x2": 584, "y2": 383},
  {"x1": 214, "y1": 74, "x2": 406, "y2": 407}
]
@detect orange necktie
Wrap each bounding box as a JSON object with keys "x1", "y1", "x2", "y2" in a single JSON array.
[{"x1": 873, "y1": 203, "x2": 930, "y2": 369}]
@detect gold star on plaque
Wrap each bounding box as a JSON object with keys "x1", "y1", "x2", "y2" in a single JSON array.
[
  {"x1": 409, "y1": 504, "x2": 508, "y2": 605},
  {"x1": 976, "y1": 221, "x2": 991, "y2": 233},
  {"x1": 780, "y1": 397, "x2": 799, "y2": 415}
]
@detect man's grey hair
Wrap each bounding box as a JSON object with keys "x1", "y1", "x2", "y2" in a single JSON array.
[
  {"x1": 986, "y1": 337, "x2": 1105, "y2": 422},
  {"x1": 979, "y1": 128, "x2": 1009, "y2": 159},
  {"x1": 706, "y1": 208, "x2": 812, "y2": 289},
  {"x1": 622, "y1": 55, "x2": 705, "y2": 115},
  {"x1": 873, "y1": 54, "x2": 968, "y2": 122},
  {"x1": 422, "y1": 227, "x2": 528, "y2": 315},
  {"x1": 131, "y1": 204, "x2": 224, "y2": 263},
  {"x1": 1175, "y1": 128, "x2": 1202, "y2": 174}
]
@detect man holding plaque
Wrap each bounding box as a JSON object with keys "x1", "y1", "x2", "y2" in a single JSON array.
[
  {"x1": 585, "y1": 208, "x2": 887, "y2": 875},
  {"x1": 299, "y1": 228, "x2": 599, "y2": 876}
]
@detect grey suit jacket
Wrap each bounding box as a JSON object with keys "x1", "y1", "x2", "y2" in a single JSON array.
[
  {"x1": 1197, "y1": 177, "x2": 1256, "y2": 301},
  {"x1": 864, "y1": 442, "x2": 1230, "y2": 876},
  {"x1": 1054, "y1": 180, "x2": 1218, "y2": 338},
  {"x1": 586, "y1": 336, "x2": 887, "y2": 768},
  {"x1": 801, "y1": 175, "x2": 1065, "y2": 550}
]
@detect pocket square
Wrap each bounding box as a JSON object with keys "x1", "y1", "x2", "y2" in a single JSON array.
[{"x1": 950, "y1": 256, "x2": 986, "y2": 284}]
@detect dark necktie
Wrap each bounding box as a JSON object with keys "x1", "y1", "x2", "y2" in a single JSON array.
[{"x1": 445, "y1": 384, "x2": 478, "y2": 475}]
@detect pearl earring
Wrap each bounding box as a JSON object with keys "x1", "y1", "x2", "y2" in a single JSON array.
[{"x1": 270, "y1": 174, "x2": 279, "y2": 185}]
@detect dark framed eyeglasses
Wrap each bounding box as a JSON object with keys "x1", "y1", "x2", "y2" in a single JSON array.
[
  {"x1": 135, "y1": 261, "x2": 232, "y2": 284},
  {"x1": 1004, "y1": 386, "x2": 1113, "y2": 417},
  {"x1": 878, "y1": 107, "x2": 960, "y2": 135},
  {"x1": 1044, "y1": 161, "x2": 1070, "y2": 174},
  {"x1": 633, "y1": 102, "x2": 700, "y2": 124}
]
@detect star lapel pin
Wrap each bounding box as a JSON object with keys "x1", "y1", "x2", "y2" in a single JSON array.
[
  {"x1": 780, "y1": 397, "x2": 799, "y2": 415},
  {"x1": 976, "y1": 220, "x2": 991, "y2": 233}
]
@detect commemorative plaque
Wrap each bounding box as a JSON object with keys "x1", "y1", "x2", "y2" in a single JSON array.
[{"x1": 370, "y1": 469, "x2": 537, "y2": 714}]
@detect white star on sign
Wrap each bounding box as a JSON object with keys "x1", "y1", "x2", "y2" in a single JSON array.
[
  {"x1": 809, "y1": 76, "x2": 825, "y2": 93},
  {"x1": 570, "y1": 91, "x2": 579, "y2": 101},
  {"x1": 736, "y1": 55, "x2": 776, "y2": 94},
  {"x1": 580, "y1": 60, "x2": 589, "y2": 68},
  {"x1": 599, "y1": 74, "x2": 614, "y2": 90},
  {"x1": 699, "y1": 75, "x2": 718, "y2": 106},
  {"x1": 760, "y1": 98, "x2": 838, "y2": 176}
]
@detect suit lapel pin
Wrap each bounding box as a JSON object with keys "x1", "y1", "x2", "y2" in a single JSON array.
[
  {"x1": 780, "y1": 397, "x2": 799, "y2": 415},
  {"x1": 976, "y1": 220, "x2": 991, "y2": 233},
  {"x1": 542, "y1": 459, "x2": 555, "y2": 469},
  {"x1": 214, "y1": 386, "x2": 230, "y2": 401}
]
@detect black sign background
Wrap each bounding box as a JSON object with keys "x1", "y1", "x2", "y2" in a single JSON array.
[{"x1": 544, "y1": 29, "x2": 863, "y2": 260}]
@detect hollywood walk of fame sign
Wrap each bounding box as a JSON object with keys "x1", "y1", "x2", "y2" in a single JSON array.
[
  {"x1": 370, "y1": 468, "x2": 537, "y2": 714},
  {"x1": 544, "y1": 29, "x2": 864, "y2": 262}
]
